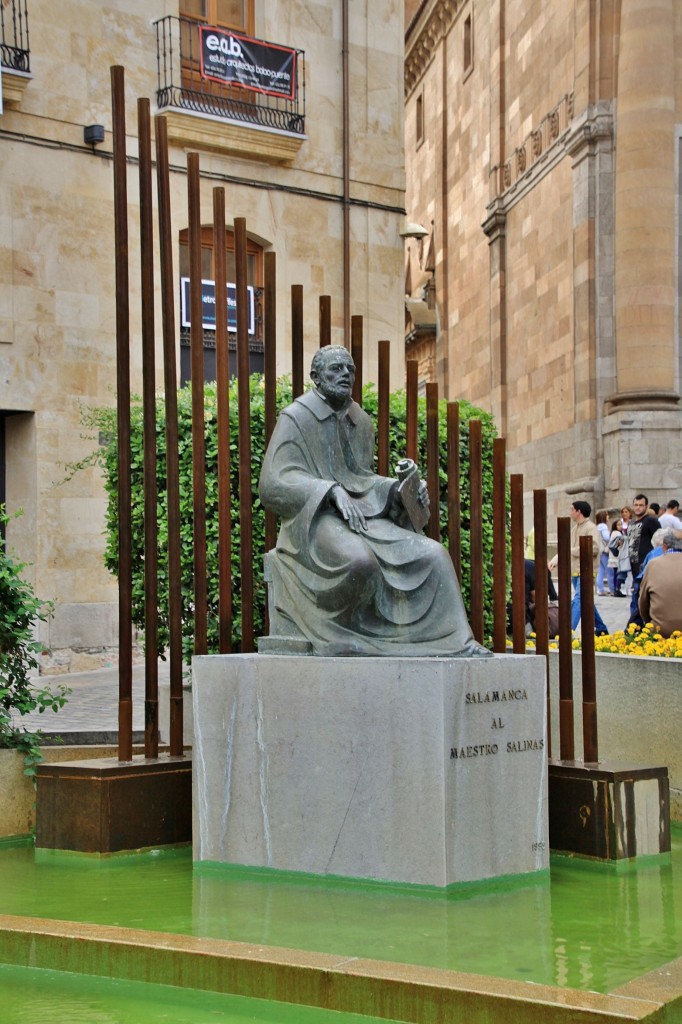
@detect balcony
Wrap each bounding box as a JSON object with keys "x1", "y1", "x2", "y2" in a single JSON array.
[
  {"x1": 1, "y1": 0, "x2": 31, "y2": 105},
  {"x1": 154, "y1": 16, "x2": 306, "y2": 164}
]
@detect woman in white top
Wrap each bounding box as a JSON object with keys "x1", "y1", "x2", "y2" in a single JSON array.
[
  {"x1": 608, "y1": 518, "x2": 631, "y2": 597},
  {"x1": 596, "y1": 509, "x2": 611, "y2": 595}
]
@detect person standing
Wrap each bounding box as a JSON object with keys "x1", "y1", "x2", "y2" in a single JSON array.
[
  {"x1": 569, "y1": 501, "x2": 609, "y2": 636},
  {"x1": 658, "y1": 500, "x2": 682, "y2": 530},
  {"x1": 608, "y1": 518, "x2": 630, "y2": 596},
  {"x1": 595, "y1": 509, "x2": 611, "y2": 595},
  {"x1": 626, "y1": 493, "x2": 661, "y2": 626},
  {"x1": 620, "y1": 505, "x2": 633, "y2": 593}
]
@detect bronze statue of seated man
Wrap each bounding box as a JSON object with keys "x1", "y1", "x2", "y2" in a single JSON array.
[{"x1": 258, "y1": 346, "x2": 490, "y2": 658}]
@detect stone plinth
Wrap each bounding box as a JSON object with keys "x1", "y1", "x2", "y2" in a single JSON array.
[{"x1": 192, "y1": 654, "x2": 549, "y2": 887}]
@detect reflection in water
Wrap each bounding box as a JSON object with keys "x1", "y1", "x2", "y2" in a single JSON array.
[
  {"x1": 550, "y1": 854, "x2": 678, "y2": 991},
  {"x1": 0, "y1": 829, "x2": 680, "y2": 994}
]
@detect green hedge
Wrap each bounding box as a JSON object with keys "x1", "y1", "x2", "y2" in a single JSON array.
[{"x1": 91, "y1": 376, "x2": 501, "y2": 659}]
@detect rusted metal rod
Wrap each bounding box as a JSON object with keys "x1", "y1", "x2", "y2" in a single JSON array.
[
  {"x1": 154, "y1": 114, "x2": 183, "y2": 755},
  {"x1": 446, "y1": 402, "x2": 461, "y2": 583},
  {"x1": 492, "y1": 437, "x2": 506, "y2": 653},
  {"x1": 469, "y1": 419, "x2": 484, "y2": 644},
  {"x1": 580, "y1": 534, "x2": 599, "y2": 763},
  {"x1": 264, "y1": 252, "x2": 278, "y2": 558},
  {"x1": 213, "y1": 188, "x2": 232, "y2": 654},
  {"x1": 234, "y1": 217, "x2": 254, "y2": 652},
  {"x1": 319, "y1": 294, "x2": 331, "y2": 348},
  {"x1": 110, "y1": 66, "x2": 133, "y2": 763},
  {"x1": 291, "y1": 285, "x2": 304, "y2": 398},
  {"x1": 187, "y1": 152, "x2": 207, "y2": 656},
  {"x1": 557, "y1": 516, "x2": 574, "y2": 760},
  {"x1": 532, "y1": 489, "x2": 550, "y2": 756},
  {"x1": 425, "y1": 383, "x2": 440, "y2": 542},
  {"x1": 510, "y1": 474, "x2": 525, "y2": 654},
  {"x1": 406, "y1": 359, "x2": 418, "y2": 463},
  {"x1": 351, "y1": 315, "x2": 363, "y2": 406},
  {"x1": 377, "y1": 340, "x2": 390, "y2": 477},
  {"x1": 138, "y1": 98, "x2": 159, "y2": 759}
]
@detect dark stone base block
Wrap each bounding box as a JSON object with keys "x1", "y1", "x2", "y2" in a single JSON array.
[
  {"x1": 35, "y1": 755, "x2": 192, "y2": 853},
  {"x1": 548, "y1": 760, "x2": 670, "y2": 860}
]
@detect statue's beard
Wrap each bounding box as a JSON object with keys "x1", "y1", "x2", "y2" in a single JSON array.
[{"x1": 320, "y1": 382, "x2": 352, "y2": 404}]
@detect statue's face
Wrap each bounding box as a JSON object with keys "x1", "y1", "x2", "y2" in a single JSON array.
[{"x1": 312, "y1": 352, "x2": 355, "y2": 407}]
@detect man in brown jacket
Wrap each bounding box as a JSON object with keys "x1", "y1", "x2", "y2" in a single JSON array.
[
  {"x1": 570, "y1": 500, "x2": 609, "y2": 635},
  {"x1": 638, "y1": 529, "x2": 682, "y2": 637}
]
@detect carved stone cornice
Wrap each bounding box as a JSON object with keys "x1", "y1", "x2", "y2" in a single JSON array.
[
  {"x1": 481, "y1": 199, "x2": 506, "y2": 243},
  {"x1": 405, "y1": 0, "x2": 463, "y2": 98},
  {"x1": 564, "y1": 102, "x2": 614, "y2": 162},
  {"x1": 1, "y1": 68, "x2": 31, "y2": 105},
  {"x1": 160, "y1": 108, "x2": 305, "y2": 165},
  {"x1": 490, "y1": 93, "x2": 574, "y2": 199},
  {"x1": 605, "y1": 390, "x2": 680, "y2": 413}
]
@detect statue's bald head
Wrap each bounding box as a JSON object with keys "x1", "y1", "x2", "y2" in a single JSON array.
[{"x1": 310, "y1": 346, "x2": 354, "y2": 379}]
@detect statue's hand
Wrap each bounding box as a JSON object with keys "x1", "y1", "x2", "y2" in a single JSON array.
[{"x1": 331, "y1": 485, "x2": 368, "y2": 533}]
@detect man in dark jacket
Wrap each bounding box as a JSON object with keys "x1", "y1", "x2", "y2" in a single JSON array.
[{"x1": 627, "y1": 493, "x2": 660, "y2": 626}]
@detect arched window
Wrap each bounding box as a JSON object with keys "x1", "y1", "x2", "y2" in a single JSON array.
[{"x1": 178, "y1": 227, "x2": 264, "y2": 384}]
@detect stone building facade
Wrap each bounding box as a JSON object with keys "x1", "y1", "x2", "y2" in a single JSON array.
[
  {"x1": 404, "y1": 0, "x2": 682, "y2": 522},
  {"x1": 1, "y1": 0, "x2": 406, "y2": 665}
]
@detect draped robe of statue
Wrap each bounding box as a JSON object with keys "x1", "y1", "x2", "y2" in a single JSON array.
[{"x1": 259, "y1": 388, "x2": 481, "y2": 657}]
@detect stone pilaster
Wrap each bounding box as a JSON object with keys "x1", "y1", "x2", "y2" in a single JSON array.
[
  {"x1": 565, "y1": 102, "x2": 615, "y2": 436},
  {"x1": 612, "y1": 0, "x2": 679, "y2": 409},
  {"x1": 482, "y1": 200, "x2": 507, "y2": 435}
]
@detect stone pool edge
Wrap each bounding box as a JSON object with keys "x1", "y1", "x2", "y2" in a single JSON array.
[{"x1": 0, "y1": 914, "x2": 679, "y2": 1024}]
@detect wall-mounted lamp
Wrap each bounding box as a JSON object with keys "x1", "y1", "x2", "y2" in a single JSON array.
[
  {"x1": 84, "y1": 124, "x2": 105, "y2": 146},
  {"x1": 399, "y1": 220, "x2": 429, "y2": 240}
]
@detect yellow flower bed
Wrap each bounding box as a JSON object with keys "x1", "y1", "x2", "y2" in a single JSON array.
[{"x1": 525, "y1": 623, "x2": 682, "y2": 658}]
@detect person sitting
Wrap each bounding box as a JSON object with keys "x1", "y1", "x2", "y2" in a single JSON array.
[
  {"x1": 506, "y1": 559, "x2": 558, "y2": 637},
  {"x1": 259, "y1": 346, "x2": 490, "y2": 658},
  {"x1": 638, "y1": 529, "x2": 682, "y2": 637}
]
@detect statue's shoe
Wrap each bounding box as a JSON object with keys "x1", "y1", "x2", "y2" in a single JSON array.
[{"x1": 457, "y1": 641, "x2": 494, "y2": 658}]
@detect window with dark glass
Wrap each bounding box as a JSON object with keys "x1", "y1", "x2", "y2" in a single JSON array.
[
  {"x1": 416, "y1": 92, "x2": 424, "y2": 148},
  {"x1": 463, "y1": 14, "x2": 473, "y2": 73},
  {"x1": 179, "y1": 228, "x2": 264, "y2": 384}
]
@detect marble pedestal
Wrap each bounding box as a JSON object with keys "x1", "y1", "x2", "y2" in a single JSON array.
[{"x1": 192, "y1": 654, "x2": 549, "y2": 887}]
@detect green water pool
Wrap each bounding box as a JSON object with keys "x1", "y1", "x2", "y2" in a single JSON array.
[
  {"x1": 1, "y1": 828, "x2": 681, "y2": 995},
  {"x1": 0, "y1": 963, "x2": 407, "y2": 1024}
]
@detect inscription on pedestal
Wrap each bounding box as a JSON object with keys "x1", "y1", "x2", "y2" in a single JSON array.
[
  {"x1": 451, "y1": 688, "x2": 544, "y2": 760},
  {"x1": 447, "y1": 684, "x2": 547, "y2": 858}
]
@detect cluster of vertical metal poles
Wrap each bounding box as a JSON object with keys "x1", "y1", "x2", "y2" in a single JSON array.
[{"x1": 110, "y1": 65, "x2": 598, "y2": 769}]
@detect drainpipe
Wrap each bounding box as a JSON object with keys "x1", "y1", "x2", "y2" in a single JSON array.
[{"x1": 342, "y1": 0, "x2": 351, "y2": 342}]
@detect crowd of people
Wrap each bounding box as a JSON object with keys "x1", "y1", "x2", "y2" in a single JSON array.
[{"x1": 524, "y1": 495, "x2": 682, "y2": 639}]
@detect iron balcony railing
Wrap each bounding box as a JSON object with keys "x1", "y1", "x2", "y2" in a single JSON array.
[
  {"x1": 154, "y1": 16, "x2": 305, "y2": 135},
  {"x1": 1, "y1": 0, "x2": 30, "y2": 73}
]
